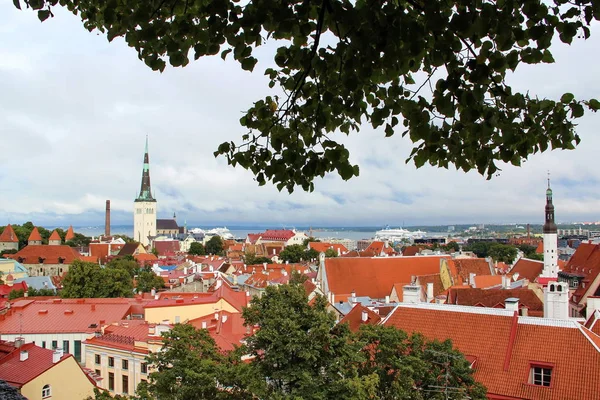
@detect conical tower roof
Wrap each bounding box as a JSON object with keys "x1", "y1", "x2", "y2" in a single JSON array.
[
  {"x1": 136, "y1": 136, "x2": 156, "y2": 202},
  {"x1": 28, "y1": 227, "x2": 42, "y2": 242},
  {"x1": 49, "y1": 230, "x2": 61, "y2": 242},
  {"x1": 65, "y1": 225, "x2": 75, "y2": 241},
  {"x1": 0, "y1": 224, "x2": 18, "y2": 243}
]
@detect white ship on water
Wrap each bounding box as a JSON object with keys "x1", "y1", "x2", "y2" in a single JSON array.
[
  {"x1": 374, "y1": 226, "x2": 426, "y2": 242},
  {"x1": 188, "y1": 227, "x2": 235, "y2": 240}
]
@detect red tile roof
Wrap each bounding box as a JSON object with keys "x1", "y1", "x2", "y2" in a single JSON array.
[
  {"x1": 7, "y1": 245, "x2": 82, "y2": 265},
  {"x1": 257, "y1": 229, "x2": 295, "y2": 241},
  {"x1": 0, "y1": 298, "x2": 138, "y2": 334},
  {"x1": 536, "y1": 242, "x2": 544, "y2": 254},
  {"x1": 153, "y1": 240, "x2": 180, "y2": 256},
  {"x1": 308, "y1": 242, "x2": 349, "y2": 254},
  {"x1": 472, "y1": 275, "x2": 503, "y2": 288},
  {"x1": 364, "y1": 241, "x2": 395, "y2": 256},
  {"x1": 446, "y1": 287, "x2": 544, "y2": 316},
  {"x1": 562, "y1": 243, "x2": 600, "y2": 306},
  {"x1": 339, "y1": 304, "x2": 382, "y2": 331},
  {"x1": 65, "y1": 226, "x2": 75, "y2": 241},
  {"x1": 189, "y1": 311, "x2": 248, "y2": 352},
  {"x1": 28, "y1": 227, "x2": 42, "y2": 242},
  {"x1": 48, "y1": 230, "x2": 61, "y2": 242},
  {"x1": 510, "y1": 258, "x2": 544, "y2": 282},
  {"x1": 452, "y1": 258, "x2": 493, "y2": 284},
  {"x1": 416, "y1": 273, "x2": 444, "y2": 299},
  {"x1": 324, "y1": 256, "x2": 447, "y2": 299},
  {"x1": 402, "y1": 245, "x2": 422, "y2": 256},
  {"x1": 384, "y1": 304, "x2": 600, "y2": 400},
  {"x1": 0, "y1": 282, "x2": 28, "y2": 297},
  {"x1": 0, "y1": 225, "x2": 18, "y2": 243},
  {"x1": 84, "y1": 320, "x2": 159, "y2": 353},
  {"x1": 0, "y1": 341, "x2": 71, "y2": 388}
]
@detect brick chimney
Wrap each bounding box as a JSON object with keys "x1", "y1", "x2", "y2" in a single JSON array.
[{"x1": 105, "y1": 200, "x2": 111, "y2": 237}]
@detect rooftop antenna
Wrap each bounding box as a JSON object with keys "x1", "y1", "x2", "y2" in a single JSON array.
[{"x1": 422, "y1": 349, "x2": 471, "y2": 400}]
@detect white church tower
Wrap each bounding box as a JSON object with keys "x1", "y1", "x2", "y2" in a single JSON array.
[
  {"x1": 540, "y1": 175, "x2": 568, "y2": 319},
  {"x1": 540, "y1": 175, "x2": 558, "y2": 279},
  {"x1": 133, "y1": 137, "x2": 157, "y2": 247}
]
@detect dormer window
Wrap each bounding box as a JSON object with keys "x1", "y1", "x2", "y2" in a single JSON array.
[
  {"x1": 38, "y1": 257, "x2": 45, "y2": 264},
  {"x1": 530, "y1": 364, "x2": 553, "y2": 387}
]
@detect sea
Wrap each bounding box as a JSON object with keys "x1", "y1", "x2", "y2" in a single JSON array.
[{"x1": 60, "y1": 225, "x2": 385, "y2": 241}]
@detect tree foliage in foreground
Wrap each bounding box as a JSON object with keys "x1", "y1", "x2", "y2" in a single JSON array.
[
  {"x1": 61, "y1": 260, "x2": 133, "y2": 298},
  {"x1": 14, "y1": 0, "x2": 600, "y2": 192},
  {"x1": 139, "y1": 282, "x2": 486, "y2": 399}
]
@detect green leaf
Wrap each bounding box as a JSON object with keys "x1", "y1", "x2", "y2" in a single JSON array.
[
  {"x1": 385, "y1": 123, "x2": 394, "y2": 137},
  {"x1": 38, "y1": 9, "x2": 51, "y2": 22},
  {"x1": 561, "y1": 93, "x2": 575, "y2": 103},
  {"x1": 12, "y1": 0, "x2": 21, "y2": 10},
  {"x1": 221, "y1": 49, "x2": 232, "y2": 60},
  {"x1": 241, "y1": 57, "x2": 257, "y2": 71},
  {"x1": 588, "y1": 99, "x2": 600, "y2": 111}
]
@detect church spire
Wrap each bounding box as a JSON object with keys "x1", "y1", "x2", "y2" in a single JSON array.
[
  {"x1": 543, "y1": 172, "x2": 556, "y2": 234},
  {"x1": 136, "y1": 136, "x2": 156, "y2": 202}
]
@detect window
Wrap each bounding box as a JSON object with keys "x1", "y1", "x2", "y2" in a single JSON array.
[
  {"x1": 42, "y1": 384, "x2": 51, "y2": 398},
  {"x1": 122, "y1": 375, "x2": 129, "y2": 394},
  {"x1": 95, "y1": 354, "x2": 101, "y2": 365},
  {"x1": 41, "y1": 341, "x2": 46, "y2": 349},
  {"x1": 74, "y1": 340, "x2": 81, "y2": 362},
  {"x1": 108, "y1": 357, "x2": 114, "y2": 367},
  {"x1": 122, "y1": 359, "x2": 128, "y2": 370},
  {"x1": 62, "y1": 340, "x2": 69, "y2": 354},
  {"x1": 530, "y1": 366, "x2": 552, "y2": 387},
  {"x1": 108, "y1": 372, "x2": 114, "y2": 391},
  {"x1": 141, "y1": 362, "x2": 148, "y2": 374},
  {"x1": 95, "y1": 369, "x2": 101, "y2": 377},
  {"x1": 51, "y1": 340, "x2": 57, "y2": 350}
]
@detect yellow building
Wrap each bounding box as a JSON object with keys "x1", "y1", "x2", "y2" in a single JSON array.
[
  {"x1": 0, "y1": 258, "x2": 28, "y2": 280},
  {"x1": 0, "y1": 341, "x2": 96, "y2": 400},
  {"x1": 84, "y1": 321, "x2": 166, "y2": 396}
]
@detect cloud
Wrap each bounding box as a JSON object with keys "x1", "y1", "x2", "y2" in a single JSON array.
[{"x1": 1, "y1": 5, "x2": 600, "y2": 228}]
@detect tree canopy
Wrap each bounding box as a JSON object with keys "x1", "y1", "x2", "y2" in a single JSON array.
[
  {"x1": 279, "y1": 244, "x2": 318, "y2": 262},
  {"x1": 205, "y1": 235, "x2": 225, "y2": 255},
  {"x1": 61, "y1": 260, "x2": 134, "y2": 298},
  {"x1": 188, "y1": 241, "x2": 206, "y2": 256},
  {"x1": 140, "y1": 281, "x2": 486, "y2": 399},
  {"x1": 13, "y1": 0, "x2": 600, "y2": 192}
]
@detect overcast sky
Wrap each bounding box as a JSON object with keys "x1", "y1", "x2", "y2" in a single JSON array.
[{"x1": 1, "y1": 4, "x2": 599, "y2": 228}]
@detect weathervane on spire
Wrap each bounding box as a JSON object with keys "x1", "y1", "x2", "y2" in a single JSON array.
[{"x1": 547, "y1": 170, "x2": 551, "y2": 188}]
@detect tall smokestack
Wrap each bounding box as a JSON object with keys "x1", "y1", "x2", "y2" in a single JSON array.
[
  {"x1": 105, "y1": 200, "x2": 111, "y2": 237},
  {"x1": 527, "y1": 223, "x2": 530, "y2": 240}
]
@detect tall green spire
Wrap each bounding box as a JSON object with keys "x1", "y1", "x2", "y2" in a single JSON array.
[{"x1": 135, "y1": 136, "x2": 156, "y2": 202}]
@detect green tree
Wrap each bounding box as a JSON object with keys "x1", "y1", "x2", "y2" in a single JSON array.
[
  {"x1": 442, "y1": 241, "x2": 460, "y2": 252},
  {"x1": 243, "y1": 283, "x2": 375, "y2": 398},
  {"x1": 136, "y1": 268, "x2": 165, "y2": 293},
  {"x1": 518, "y1": 244, "x2": 537, "y2": 255},
  {"x1": 61, "y1": 260, "x2": 133, "y2": 298},
  {"x1": 106, "y1": 258, "x2": 140, "y2": 278},
  {"x1": 243, "y1": 252, "x2": 271, "y2": 265},
  {"x1": 14, "y1": 0, "x2": 600, "y2": 192},
  {"x1": 205, "y1": 236, "x2": 224, "y2": 255},
  {"x1": 527, "y1": 252, "x2": 544, "y2": 261},
  {"x1": 324, "y1": 248, "x2": 338, "y2": 258},
  {"x1": 65, "y1": 233, "x2": 91, "y2": 247},
  {"x1": 278, "y1": 244, "x2": 306, "y2": 263},
  {"x1": 141, "y1": 324, "x2": 258, "y2": 400},
  {"x1": 463, "y1": 241, "x2": 495, "y2": 258},
  {"x1": 113, "y1": 234, "x2": 135, "y2": 243},
  {"x1": 487, "y1": 243, "x2": 519, "y2": 264},
  {"x1": 355, "y1": 324, "x2": 486, "y2": 399},
  {"x1": 27, "y1": 287, "x2": 55, "y2": 297},
  {"x1": 188, "y1": 242, "x2": 206, "y2": 256},
  {"x1": 8, "y1": 289, "x2": 25, "y2": 300},
  {"x1": 303, "y1": 237, "x2": 320, "y2": 246}
]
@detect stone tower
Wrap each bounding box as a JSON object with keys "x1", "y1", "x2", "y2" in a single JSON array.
[{"x1": 133, "y1": 137, "x2": 157, "y2": 247}]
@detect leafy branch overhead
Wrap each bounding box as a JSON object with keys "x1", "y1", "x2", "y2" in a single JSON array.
[{"x1": 16, "y1": 0, "x2": 600, "y2": 191}]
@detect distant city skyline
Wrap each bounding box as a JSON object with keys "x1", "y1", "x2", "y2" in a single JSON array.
[{"x1": 2, "y1": 4, "x2": 600, "y2": 227}]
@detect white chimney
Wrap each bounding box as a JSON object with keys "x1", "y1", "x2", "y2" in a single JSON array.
[
  {"x1": 20, "y1": 350, "x2": 29, "y2": 362},
  {"x1": 544, "y1": 281, "x2": 569, "y2": 320},
  {"x1": 151, "y1": 288, "x2": 156, "y2": 296},
  {"x1": 184, "y1": 267, "x2": 188, "y2": 275},
  {"x1": 426, "y1": 282, "x2": 434, "y2": 303},
  {"x1": 14, "y1": 337, "x2": 25, "y2": 348},
  {"x1": 361, "y1": 310, "x2": 368, "y2": 322},
  {"x1": 221, "y1": 315, "x2": 228, "y2": 323},
  {"x1": 586, "y1": 296, "x2": 600, "y2": 320},
  {"x1": 351, "y1": 291, "x2": 356, "y2": 303},
  {"x1": 502, "y1": 275, "x2": 511, "y2": 289},
  {"x1": 53, "y1": 348, "x2": 63, "y2": 363},
  {"x1": 201, "y1": 321, "x2": 207, "y2": 329},
  {"x1": 402, "y1": 284, "x2": 421, "y2": 303},
  {"x1": 263, "y1": 262, "x2": 267, "y2": 270},
  {"x1": 469, "y1": 273, "x2": 476, "y2": 287},
  {"x1": 385, "y1": 295, "x2": 390, "y2": 304},
  {"x1": 505, "y1": 297, "x2": 519, "y2": 313}
]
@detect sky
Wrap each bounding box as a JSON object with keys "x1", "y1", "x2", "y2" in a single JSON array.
[{"x1": 1, "y1": 4, "x2": 600, "y2": 228}]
